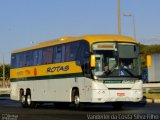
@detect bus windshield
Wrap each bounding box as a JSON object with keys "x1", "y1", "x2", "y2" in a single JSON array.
[{"x1": 92, "y1": 42, "x2": 141, "y2": 78}]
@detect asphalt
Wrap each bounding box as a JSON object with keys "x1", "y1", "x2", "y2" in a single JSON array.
[{"x1": 0, "y1": 97, "x2": 160, "y2": 120}]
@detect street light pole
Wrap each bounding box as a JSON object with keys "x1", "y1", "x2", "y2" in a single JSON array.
[
  {"x1": 118, "y1": 0, "x2": 121, "y2": 35},
  {"x1": 132, "y1": 14, "x2": 137, "y2": 40},
  {"x1": 123, "y1": 13, "x2": 137, "y2": 40}
]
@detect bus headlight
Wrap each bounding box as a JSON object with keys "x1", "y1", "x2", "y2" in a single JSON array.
[
  {"x1": 135, "y1": 80, "x2": 141, "y2": 83},
  {"x1": 93, "y1": 75, "x2": 98, "y2": 80},
  {"x1": 122, "y1": 80, "x2": 134, "y2": 84},
  {"x1": 135, "y1": 90, "x2": 142, "y2": 95}
]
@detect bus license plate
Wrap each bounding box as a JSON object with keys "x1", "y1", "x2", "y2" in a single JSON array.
[{"x1": 117, "y1": 93, "x2": 125, "y2": 97}]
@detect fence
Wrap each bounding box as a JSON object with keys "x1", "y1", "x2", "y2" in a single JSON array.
[{"x1": 143, "y1": 83, "x2": 160, "y2": 103}]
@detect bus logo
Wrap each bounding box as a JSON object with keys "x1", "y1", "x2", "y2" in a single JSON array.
[
  {"x1": 47, "y1": 65, "x2": 69, "y2": 73},
  {"x1": 25, "y1": 70, "x2": 30, "y2": 75},
  {"x1": 34, "y1": 68, "x2": 37, "y2": 77}
]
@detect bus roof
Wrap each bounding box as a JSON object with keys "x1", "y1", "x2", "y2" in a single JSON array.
[{"x1": 12, "y1": 34, "x2": 137, "y2": 53}]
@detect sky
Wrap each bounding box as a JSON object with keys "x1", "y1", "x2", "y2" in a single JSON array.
[{"x1": 0, "y1": 0, "x2": 160, "y2": 63}]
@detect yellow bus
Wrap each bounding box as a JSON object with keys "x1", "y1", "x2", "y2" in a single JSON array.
[{"x1": 10, "y1": 34, "x2": 143, "y2": 109}]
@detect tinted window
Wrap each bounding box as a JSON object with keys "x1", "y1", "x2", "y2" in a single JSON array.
[
  {"x1": 54, "y1": 45, "x2": 62, "y2": 63},
  {"x1": 65, "y1": 44, "x2": 70, "y2": 62},
  {"x1": 19, "y1": 53, "x2": 25, "y2": 67},
  {"x1": 11, "y1": 41, "x2": 85, "y2": 68},
  {"x1": 42, "y1": 47, "x2": 54, "y2": 64},
  {"x1": 24, "y1": 51, "x2": 33, "y2": 66},
  {"x1": 61, "y1": 45, "x2": 65, "y2": 62},
  {"x1": 33, "y1": 49, "x2": 43, "y2": 65},
  {"x1": 11, "y1": 54, "x2": 16, "y2": 68},
  {"x1": 118, "y1": 44, "x2": 138, "y2": 58},
  {"x1": 70, "y1": 42, "x2": 79, "y2": 61},
  {"x1": 13, "y1": 53, "x2": 25, "y2": 68},
  {"x1": 77, "y1": 41, "x2": 90, "y2": 65},
  {"x1": 76, "y1": 40, "x2": 90, "y2": 74},
  {"x1": 65, "y1": 41, "x2": 80, "y2": 62}
]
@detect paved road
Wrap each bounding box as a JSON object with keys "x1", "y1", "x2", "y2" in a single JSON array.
[{"x1": 0, "y1": 97, "x2": 160, "y2": 120}]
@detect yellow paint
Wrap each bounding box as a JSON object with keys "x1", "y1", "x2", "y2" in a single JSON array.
[
  {"x1": 144, "y1": 94, "x2": 160, "y2": 99},
  {"x1": 10, "y1": 34, "x2": 137, "y2": 79},
  {"x1": 10, "y1": 61, "x2": 82, "y2": 79},
  {"x1": 12, "y1": 34, "x2": 137, "y2": 53},
  {"x1": 90, "y1": 55, "x2": 96, "y2": 67}
]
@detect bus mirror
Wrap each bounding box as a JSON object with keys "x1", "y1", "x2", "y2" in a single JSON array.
[
  {"x1": 90, "y1": 55, "x2": 96, "y2": 67},
  {"x1": 146, "y1": 55, "x2": 152, "y2": 67}
]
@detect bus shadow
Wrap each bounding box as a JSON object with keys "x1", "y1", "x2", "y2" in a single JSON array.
[
  {"x1": 37, "y1": 102, "x2": 146, "y2": 112},
  {"x1": 2, "y1": 98, "x2": 146, "y2": 112}
]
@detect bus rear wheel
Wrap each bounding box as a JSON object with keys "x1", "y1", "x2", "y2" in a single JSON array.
[
  {"x1": 26, "y1": 94, "x2": 31, "y2": 107},
  {"x1": 20, "y1": 95, "x2": 26, "y2": 107},
  {"x1": 26, "y1": 94, "x2": 38, "y2": 108}
]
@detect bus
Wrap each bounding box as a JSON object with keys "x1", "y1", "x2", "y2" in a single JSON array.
[{"x1": 10, "y1": 34, "x2": 143, "y2": 109}]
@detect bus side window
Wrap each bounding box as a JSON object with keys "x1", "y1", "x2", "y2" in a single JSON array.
[
  {"x1": 20, "y1": 53, "x2": 25, "y2": 67},
  {"x1": 65, "y1": 41, "x2": 80, "y2": 62},
  {"x1": 65, "y1": 44, "x2": 70, "y2": 62},
  {"x1": 42, "y1": 47, "x2": 54, "y2": 64},
  {"x1": 12, "y1": 53, "x2": 21, "y2": 68},
  {"x1": 25, "y1": 51, "x2": 33, "y2": 66},
  {"x1": 83, "y1": 43, "x2": 90, "y2": 74},
  {"x1": 54, "y1": 45, "x2": 62, "y2": 63},
  {"x1": 11, "y1": 54, "x2": 16, "y2": 68},
  {"x1": 77, "y1": 41, "x2": 90, "y2": 75},
  {"x1": 61, "y1": 45, "x2": 65, "y2": 62},
  {"x1": 16, "y1": 53, "x2": 24, "y2": 68},
  {"x1": 70, "y1": 42, "x2": 79, "y2": 61},
  {"x1": 15, "y1": 54, "x2": 19, "y2": 68},
  {"x1": 33, "y1": 49, "x2": 43, "y2": 65}
]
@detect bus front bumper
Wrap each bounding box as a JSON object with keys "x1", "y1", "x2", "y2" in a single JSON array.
[{"x1": 91, "y1": 89, "x2": 143, "y2": 103}]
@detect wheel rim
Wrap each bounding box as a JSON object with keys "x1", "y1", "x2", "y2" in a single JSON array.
[
  {"x1": 27, "y1": 95, "x2": 31, "y2": 106},
  {"x1": 74, "y1": 95, "x2": 80, "y2": 105},
  {"x1": 21, "y1": 95, "x2": 25, "y2": 104}
]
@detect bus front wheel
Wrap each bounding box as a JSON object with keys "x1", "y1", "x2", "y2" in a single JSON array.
[
  {"x1": 72, "y1": 89, "x2": 79, "y2": 107},
  {"x1": 72, "y1": 89, "x2": 84, "y2": 110}
]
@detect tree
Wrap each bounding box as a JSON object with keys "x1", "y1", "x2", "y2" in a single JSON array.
[
  {"x1": 139, "y1": 44, "x2": 160, "y2": 70},
  {"x1": 0, "y1": 64, "x2": 10, "y2": 80}
]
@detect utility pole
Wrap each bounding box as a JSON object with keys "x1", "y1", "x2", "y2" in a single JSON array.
[
  {"x1": 118, "y1": 0, "x2": 121, "y2": 35},
  {"x1": 2, "y1": 55, "x2": 5, "y2": 88}
]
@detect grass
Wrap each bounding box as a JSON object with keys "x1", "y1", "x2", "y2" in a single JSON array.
[
  {"x1": 144, "y1": 94, "x2": 160, "y2": 99},
  {"x1": 0, "y1": 93, "x2": 10, "y2": 97}
]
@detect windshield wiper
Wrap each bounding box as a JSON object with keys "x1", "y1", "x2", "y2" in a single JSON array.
[
  {"x1": 110, "y1": 64, "x2": 118, "y2": 73},
  {"x1": 121, "y1": 68, "x2": 136, "y2": 77}
]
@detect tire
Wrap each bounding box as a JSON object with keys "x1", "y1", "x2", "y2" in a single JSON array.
[
  {"x1": 72, "y1": 90, "x2": 79, "y2": 107},
  {"x1": 26, "y1": 94, "x2": 32, "y2": 107},
  {"x1": 72, "y1": 89, "x2": 84, "y2": 110},
  {"x1": 20, "y1": 95, "x2": 27, "y2": 108},
  {"x1": 25, "y1": 94, "x2": 39, "y2": 108}
]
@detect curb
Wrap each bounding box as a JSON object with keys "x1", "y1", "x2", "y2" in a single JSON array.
[
  {"x1": 146, "y1": 98, "x2": 160, "y2": 103},
  {"x1": 153, "y1": 99, "x2": 160, "y2": 103},
  {"x1": 146, "y1": 99, "x2": 153, "y2": 103}
]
